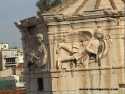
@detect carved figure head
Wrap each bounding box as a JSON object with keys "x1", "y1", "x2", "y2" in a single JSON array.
[
  {"x1": 94, "y1": 32, "x2": 104, "y2": 40},
  {"x1": 78, "y1": 31, "x2": 93, "y2": 47},
  {"x1": 79, "y1": 31, "x2": 92, "y2": 41},
  {"x1": 36, "y1": 33, "x2": 44, "y2": 44}
]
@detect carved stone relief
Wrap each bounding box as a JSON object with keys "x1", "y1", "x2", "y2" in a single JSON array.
[
  {"x1": 56, "y1": 31, "x2": 111, "y2": 69},
  {"x1": 15, "y1": 17, "x2": 50, "y2": 71},
  {"x1": 27, "y1": 33, "x2": 48, "y2": 67},
  {"x1": 24, "y1": 33, "x2": 48, "y2": 70}
]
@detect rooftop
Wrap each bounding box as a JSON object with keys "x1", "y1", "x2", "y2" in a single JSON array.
[{"x1": 45, "y1": 0, "x2": 125, "y2": 17}]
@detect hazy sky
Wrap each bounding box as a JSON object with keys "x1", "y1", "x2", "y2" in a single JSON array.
[{"x1": 0, "y1": 0, "x2": 38, "y2": 47}]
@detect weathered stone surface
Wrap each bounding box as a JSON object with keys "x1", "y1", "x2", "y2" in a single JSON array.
[
  {"x1": 15, "y1": 0, "x2": 125, "y2": 94},
  {"x1": 43, "y1": 0, "x2": 125, "y2": 17}
]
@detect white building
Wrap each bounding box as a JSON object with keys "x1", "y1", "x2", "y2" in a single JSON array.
[
  {"x1": 0, "y1": 43, "x2": 24, "y2": 88},
  {"x1": 0, "y1": 43, "x2": 9, "y2": 50},
  {"x1": 0, "y1": 48, "x2": 23, "y2": 70}
]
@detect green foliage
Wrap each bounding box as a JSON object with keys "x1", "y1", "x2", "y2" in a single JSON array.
[{"x1": 36, "y1": 0, "x2": 63, "y2": 13}]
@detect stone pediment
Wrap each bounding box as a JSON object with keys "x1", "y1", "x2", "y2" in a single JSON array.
[{"x1": 46, "y1": 0, "x2": 125, "y2": 16}]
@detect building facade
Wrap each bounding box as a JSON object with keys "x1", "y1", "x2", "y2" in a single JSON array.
[
  {"x1": 0, "y1": 43, "x2": 24, "y2": 88},
  {"x1": 0, "y1": 43, "x2": 9, "y2": 50},
  {"x1": 16, "y1": 0, "x2": 125, "y2": 94},
  {"x1": 0, "y1": 47, "x2": 23, "y2": 70}
]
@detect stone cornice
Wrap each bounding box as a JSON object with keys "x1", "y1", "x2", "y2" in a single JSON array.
[{"x1": 43, "y1": 10, "x2": 125, "y2": 23}]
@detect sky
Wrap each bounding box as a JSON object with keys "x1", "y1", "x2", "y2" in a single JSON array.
[{"x1": 0, "y1": 0, "x2": 38, "y2": 47}]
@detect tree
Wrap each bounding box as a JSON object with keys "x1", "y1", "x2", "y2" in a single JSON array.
[{"x1": 36, "y1": 0, "x2": 63, "y2": 13}]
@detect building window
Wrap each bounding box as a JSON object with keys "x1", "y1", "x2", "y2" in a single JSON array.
[
  {"x1": 5, "y1": 57, "x2": 16, "y2": 64},
  {"x1": 19, "y1": 75, "x2": 24, "y2": 82},
  {"x1": 37, "y1": 78, "x2": 44, "y2": 91}
]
